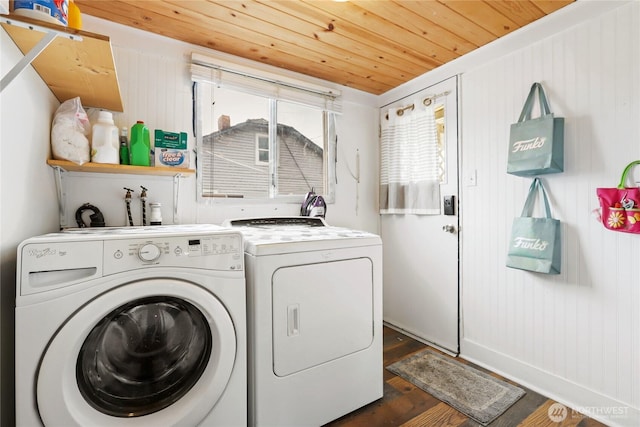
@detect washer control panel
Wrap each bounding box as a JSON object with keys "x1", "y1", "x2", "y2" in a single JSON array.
[{"x1": 103, "y1": 233, "x2": 243, "y2": 274}]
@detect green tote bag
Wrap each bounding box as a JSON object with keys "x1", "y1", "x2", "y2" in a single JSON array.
[
  {"x1": 506, "y1": 178, "x2": 561, "y2": 274},
  {"x1": 507, "y1": 83, "x2": 564, "y2": 176}
]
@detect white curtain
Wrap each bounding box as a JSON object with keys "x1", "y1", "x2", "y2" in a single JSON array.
[{"x1": 380, "y1": 101, "x2": 441, "y2": 214}]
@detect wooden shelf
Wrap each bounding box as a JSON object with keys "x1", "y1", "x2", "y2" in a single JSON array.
[
  {"x1": 2, "y1": 14, "x2": 124, "y2": 111},
  {"x1": 47, "y1": 159, "x2": 192, "y2": 228},
  {"x1": 47, "y1": 159, "x2": 194, "y2": 176}
]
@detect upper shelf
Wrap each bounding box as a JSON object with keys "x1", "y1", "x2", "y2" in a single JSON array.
[
  {"x1": 47, "y1": 159, "x2": 195, "y2": 176},
  {"x1": 1, "y1": 14, "x2": 124, "y2": 111}
]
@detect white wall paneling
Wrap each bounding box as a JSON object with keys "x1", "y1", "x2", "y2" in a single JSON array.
[
  {"x1": 0, "y1": 15, "x2": 381, "y2": 230},
  {"x1": 63, "y1": 16, "x2": 380, "y2": 231},
  {"x1": 460, "y1": 3, "x2": 640, "y2": 426},
  {"x1": 64, "y1": 44, "x2": 198, "y2": 227}
]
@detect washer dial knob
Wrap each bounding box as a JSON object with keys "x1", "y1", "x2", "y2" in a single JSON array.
[{"x1": 138, "y1": 243, "x2": 161, "y2": 262}]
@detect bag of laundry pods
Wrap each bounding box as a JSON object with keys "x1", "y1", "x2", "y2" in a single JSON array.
[{"x1": 51, "y1": 97, "x2": 91, "y2": 165}]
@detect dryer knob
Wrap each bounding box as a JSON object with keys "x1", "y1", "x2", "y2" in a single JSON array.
[{"x1": 138, "y1": 243, "x2": 161, "y2": 262}]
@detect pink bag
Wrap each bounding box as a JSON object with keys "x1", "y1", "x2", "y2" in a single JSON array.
[{"x1": 596, "y1": 160, "x2": 640, "y2": 234}]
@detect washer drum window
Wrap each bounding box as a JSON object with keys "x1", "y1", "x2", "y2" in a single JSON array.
[{"x1": 76, "y1": 296, "x2": 212, "y2": 417}]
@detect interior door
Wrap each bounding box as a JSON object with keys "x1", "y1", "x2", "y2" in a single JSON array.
[{"x1": 380, "y1": 76, "x2": 460, "y2": 354}]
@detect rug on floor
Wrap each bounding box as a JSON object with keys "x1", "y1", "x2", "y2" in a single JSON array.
[{"x1": 386, "y1": 348, "x2": 525, "y2": 425}]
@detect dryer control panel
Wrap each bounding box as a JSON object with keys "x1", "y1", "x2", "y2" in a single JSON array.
[{"x1": 103, "y1": 233, "x2": 243, "y2": 274}]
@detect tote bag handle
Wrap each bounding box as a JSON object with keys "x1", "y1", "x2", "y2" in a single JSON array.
[
  {"x1": 517, "y1": 82, "x2": 552, "y2": 123},
  {"x1": 617, "y1": 160, "x2": 640, "y2": 189},
  {"x1": 521, "y1": 177, "x2": 552, "y2": 219}
]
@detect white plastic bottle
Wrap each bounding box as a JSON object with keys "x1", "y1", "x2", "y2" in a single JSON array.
[
  {"x1": 91, "y1": 111, "x2": 119, "y2": 164},
  {"x1": 149, "y1": 203, "x2": 162, "y2": 225}
]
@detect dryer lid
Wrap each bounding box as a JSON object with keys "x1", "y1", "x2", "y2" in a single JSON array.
[{"x1": 225, "y1": 217, "x2": 381, "y2": 256}]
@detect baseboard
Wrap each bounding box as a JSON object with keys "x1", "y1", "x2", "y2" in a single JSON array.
[{"x1": 461, "y1": 338, "x2": 639, "y2": 427}]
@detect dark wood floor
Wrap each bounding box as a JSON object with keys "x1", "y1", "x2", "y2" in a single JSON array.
[{"x1": 324, "y1": 326, "x2": 608, "y2": 427}]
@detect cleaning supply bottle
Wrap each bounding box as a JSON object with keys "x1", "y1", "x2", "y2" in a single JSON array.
[
  {"x1": 67, "y1": 0, "x2": 82, "y2": 30},
  {"x1": 149, "y1": 203, "x2": 162, "y2": 225},
  {"x1": 130, "y1": 121, "x2": 151, "y2": 166},
  {"x1": 91, "y1": 111, "x2": 119, "y2": 164},
  {"x1": 119, "y1": 127, "x2": 129, "y2": 165}
]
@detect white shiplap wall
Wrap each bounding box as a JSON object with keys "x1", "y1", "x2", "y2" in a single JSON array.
[
  {"x1": 61, "y1": 16, "x2": 380, "y2": 231},
  {"x1": 460, "y1": 3, "x2": 640, "y2": 425},
  {"x1": 61, "y1": 45, "x2": 199, "y2": 228}
]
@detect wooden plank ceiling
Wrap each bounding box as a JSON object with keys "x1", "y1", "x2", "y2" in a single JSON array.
[{"x1": 75, "y1": 0, "x2": 574, "y2": 95}]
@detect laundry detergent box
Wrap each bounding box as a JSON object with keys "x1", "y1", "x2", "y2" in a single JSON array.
[{"x1": 154, "y1": 130, "x2": 189, "y2": 168}]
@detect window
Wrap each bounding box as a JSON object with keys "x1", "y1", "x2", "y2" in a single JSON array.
[
  {"x1": 256, "y1": 134, "x2": 269, "y2": 164},
  {"x1": 191, "y1": 54, "x2": 340, "y2": 202},
  {"x1": 435, "y1": 105, "x2": 446, "y2": 183}
]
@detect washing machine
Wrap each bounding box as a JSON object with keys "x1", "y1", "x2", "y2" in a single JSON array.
[
  {"x1": 15, "y1": 225, "x2": 246, "y2": 427},
  {"x1": 224, "y1": 217, "x2": 383, "y2": 427}
]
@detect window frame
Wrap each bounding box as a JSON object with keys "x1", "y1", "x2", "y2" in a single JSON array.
[{"x1": 193, "y1": 80, "x2": 337, "y2": 205}]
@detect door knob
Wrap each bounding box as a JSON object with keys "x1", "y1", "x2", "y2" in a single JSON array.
[{"x1": 442, "y1": 224, "x2": 456, "y2": 233}]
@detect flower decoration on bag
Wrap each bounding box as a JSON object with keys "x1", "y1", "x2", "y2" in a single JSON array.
[{"x1": 607, "y1": 211, "x2": 625, "y2": 229}]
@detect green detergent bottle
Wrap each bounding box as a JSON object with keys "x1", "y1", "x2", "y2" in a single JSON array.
[{"x1": 130, "y1": 121, "x2": 151, "y2": 166}]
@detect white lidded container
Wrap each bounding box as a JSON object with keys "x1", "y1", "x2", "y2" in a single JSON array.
[
  {"x1": 91, "y1": 111, "x2": 119, "y2": 164},
  {"x1": 12, "y1": 0, "x2": 69, "y2": 26},
  {"x1": 149, "y1": 202, "x2": 162, "y2": 225}
]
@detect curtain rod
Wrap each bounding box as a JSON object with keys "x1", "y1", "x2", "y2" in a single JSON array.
[{"x1": 385, "y1": 90, "x2": 451, "y2": 120}]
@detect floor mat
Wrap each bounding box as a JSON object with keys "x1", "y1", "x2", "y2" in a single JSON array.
[{"x1": 386, "y1": 348, "x2": 525, "y2": 425}]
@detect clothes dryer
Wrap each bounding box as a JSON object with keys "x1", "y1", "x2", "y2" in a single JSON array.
[
  {"x1": 224, "y1": 217, "x2": 383, "y2": 427},
  {"x1": 16, "y1": 225, "x2": 246, "y2": 427}
]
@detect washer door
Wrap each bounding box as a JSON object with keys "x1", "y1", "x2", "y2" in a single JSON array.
[{"x1": 37, "y1": 279, "x2": 236, "y2": 426}]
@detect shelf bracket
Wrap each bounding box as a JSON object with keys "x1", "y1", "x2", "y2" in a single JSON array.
[
  {"x1": 173, "y1": 173, "x2": 183, "y2": 223},
  {"x1": 52, "y1": 165, "x2": 68, "y2": 229},
  {"x1": 1, "y1": 17, "x2": 82, "y2": 92}
]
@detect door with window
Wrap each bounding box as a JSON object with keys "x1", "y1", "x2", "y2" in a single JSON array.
[{"x1": 380, "y1": 76, "x2": 459, "y2": 354}]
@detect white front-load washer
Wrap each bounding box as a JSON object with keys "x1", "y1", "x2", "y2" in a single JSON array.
[
  {"x1": 224, "y1": 217, "x2": 383, "y2": 427},
  {"x1": 16, "y1": 225, "x2": 246, "y2": 427}
]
